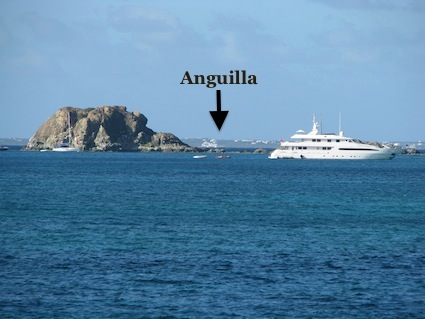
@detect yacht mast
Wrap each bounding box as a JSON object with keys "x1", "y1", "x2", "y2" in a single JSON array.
[{"x1": 68, "y1": 112, "x2": 72, "y2": 145}]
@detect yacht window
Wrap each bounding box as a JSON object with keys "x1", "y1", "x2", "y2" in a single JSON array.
[
  {"x1": 317, "y1": 139, "x2": 321, "y2": 142},
  {"x1": 327, "y1": 139, "x2": 331, "y2": 142},
  {"x1": 312, "y1": 139, "x2": 316, "y2": 142},
  {"x1": 336, "y1": 140, "x2": 340, "y2": 142},
  {"x1": 298, "y1": 146, "x2": 302, "y2": 150},
  {"x1": 322, "y1": 147, "x2": 327, "y2": 150},
  {"x1": 303, "y1": 147, "x2": 307, "y2": 150}
]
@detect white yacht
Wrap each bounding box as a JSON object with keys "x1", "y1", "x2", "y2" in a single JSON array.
[
  {"x1": 269, "y1": 115, "x2": 396, "y2": 160},
  {"x1": 53, "y1": 112, "x2": 79, "y2": 152},
  {"x1": 52, "y1": 142, "x2": 79, "y2": 152}
]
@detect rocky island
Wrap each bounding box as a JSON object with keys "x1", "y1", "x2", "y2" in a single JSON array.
[{"x1": 24, "y1": 106, "x2": 196, "y2": 152}]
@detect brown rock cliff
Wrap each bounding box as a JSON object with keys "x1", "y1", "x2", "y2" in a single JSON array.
[{"x1": 24, "y1": 106, "x2": 194, "y2": 152}]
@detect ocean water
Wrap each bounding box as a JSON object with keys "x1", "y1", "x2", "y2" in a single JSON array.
[{"x1": 1, "y1": 151, "x2": 424, "y2": 318}]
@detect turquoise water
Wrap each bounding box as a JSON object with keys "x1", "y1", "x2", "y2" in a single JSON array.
[{"x1": 1, "y1": 151, "x2": 424, "y2": 318}]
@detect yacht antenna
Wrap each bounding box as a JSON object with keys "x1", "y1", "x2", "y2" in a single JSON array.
[
  {"x1": 320, "y1": 113, "x2": 323, "y2": 134},
  {"x1": 339, "y1": 112, "x2": 343, "y2": 136}
]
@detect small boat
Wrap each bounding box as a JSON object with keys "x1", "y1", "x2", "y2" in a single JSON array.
[
  {"x1": 0, "y1": 146, "x2": 8, "y2": 151},
  {"x1": 193, "y1": 155, "x2": 207, "y2": 159},
  {"x1": 216, "y1": 155, "x2": 230, "y2": 159},
  {"x1": 53, "y1": 112, "x2": 79, "y2": 152}
]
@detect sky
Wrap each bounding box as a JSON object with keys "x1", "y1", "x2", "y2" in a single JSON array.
[{"x1": 0, "y1": 0, "x2": 424, "y2": 142}]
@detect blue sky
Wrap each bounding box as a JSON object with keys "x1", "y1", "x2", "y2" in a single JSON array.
[{"x1": 0, "y1": 0, "x2": 424, "y2": 141}]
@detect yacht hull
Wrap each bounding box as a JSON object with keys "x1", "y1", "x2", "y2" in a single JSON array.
[
  {"x1": 52, "y1": 147, "x2": 79, "y2": 152},
  {"x1": 269, "y1": 148, "x2": 395, "y2": 160}
]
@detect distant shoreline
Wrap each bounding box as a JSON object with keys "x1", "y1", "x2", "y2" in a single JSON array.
[
  {"x1": 0, "y1": 138, "x2": 29, "y2": 146},
  {"x1": 1, "y1": 137, "x2": 424, "y2": 152}
]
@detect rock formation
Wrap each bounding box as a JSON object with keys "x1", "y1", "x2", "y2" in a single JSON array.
[{"x1": 24, "y1": 106, "x2": 195, "y2": 152}]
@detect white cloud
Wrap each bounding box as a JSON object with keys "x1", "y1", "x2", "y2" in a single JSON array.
[
  {"x1": 20, "y1": 11, "x2": 79, "y2": 47},
  {"x1": 341, "y1": 48, "x2": 377, "y2": 63},
  {"x1": 310, "y1": 0, "x2": 405, "y2": 11},
  {"x1": 105, "y1": 5, "x2": 208, "y2": 65},
  {"x1": 310, "y1": 0, "x2": 425, "y2": 11},
  {"x1": 208, "y1": 13, "x2": 283, "y2": 66},
  {"x1": 11, "y1": 48, "x2": 50, "y2": 69},
  {"x1": 215, "y1": 33, "x2": 246, "y2": 65},
  {"x1": 112, "y1": 5, "x2": 178, "y2": 30},
  {"x1": 109, "y1": 6, "x2": 179, "y2": 42}
]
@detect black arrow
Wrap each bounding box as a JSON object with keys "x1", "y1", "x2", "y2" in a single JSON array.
[{"x1": 209, "y1": 90, "x2": 229, "y2": 131}]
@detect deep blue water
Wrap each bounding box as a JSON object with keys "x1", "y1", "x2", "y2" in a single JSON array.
[{"x1": 1, "y1": 151, "x2": 424, "y2": 318}]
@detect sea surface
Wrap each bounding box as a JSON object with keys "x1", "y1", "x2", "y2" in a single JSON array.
[{"x1": 1, "y1": 151, "x2": 424, "y2": 318}]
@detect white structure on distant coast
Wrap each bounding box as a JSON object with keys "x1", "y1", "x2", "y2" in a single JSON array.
[
  {"x1": 201, "y1": 139, "x2": 218, "y2": 148},
  {"x1": 269, "y1": 115, "x2": 396, "y2": 160}
]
